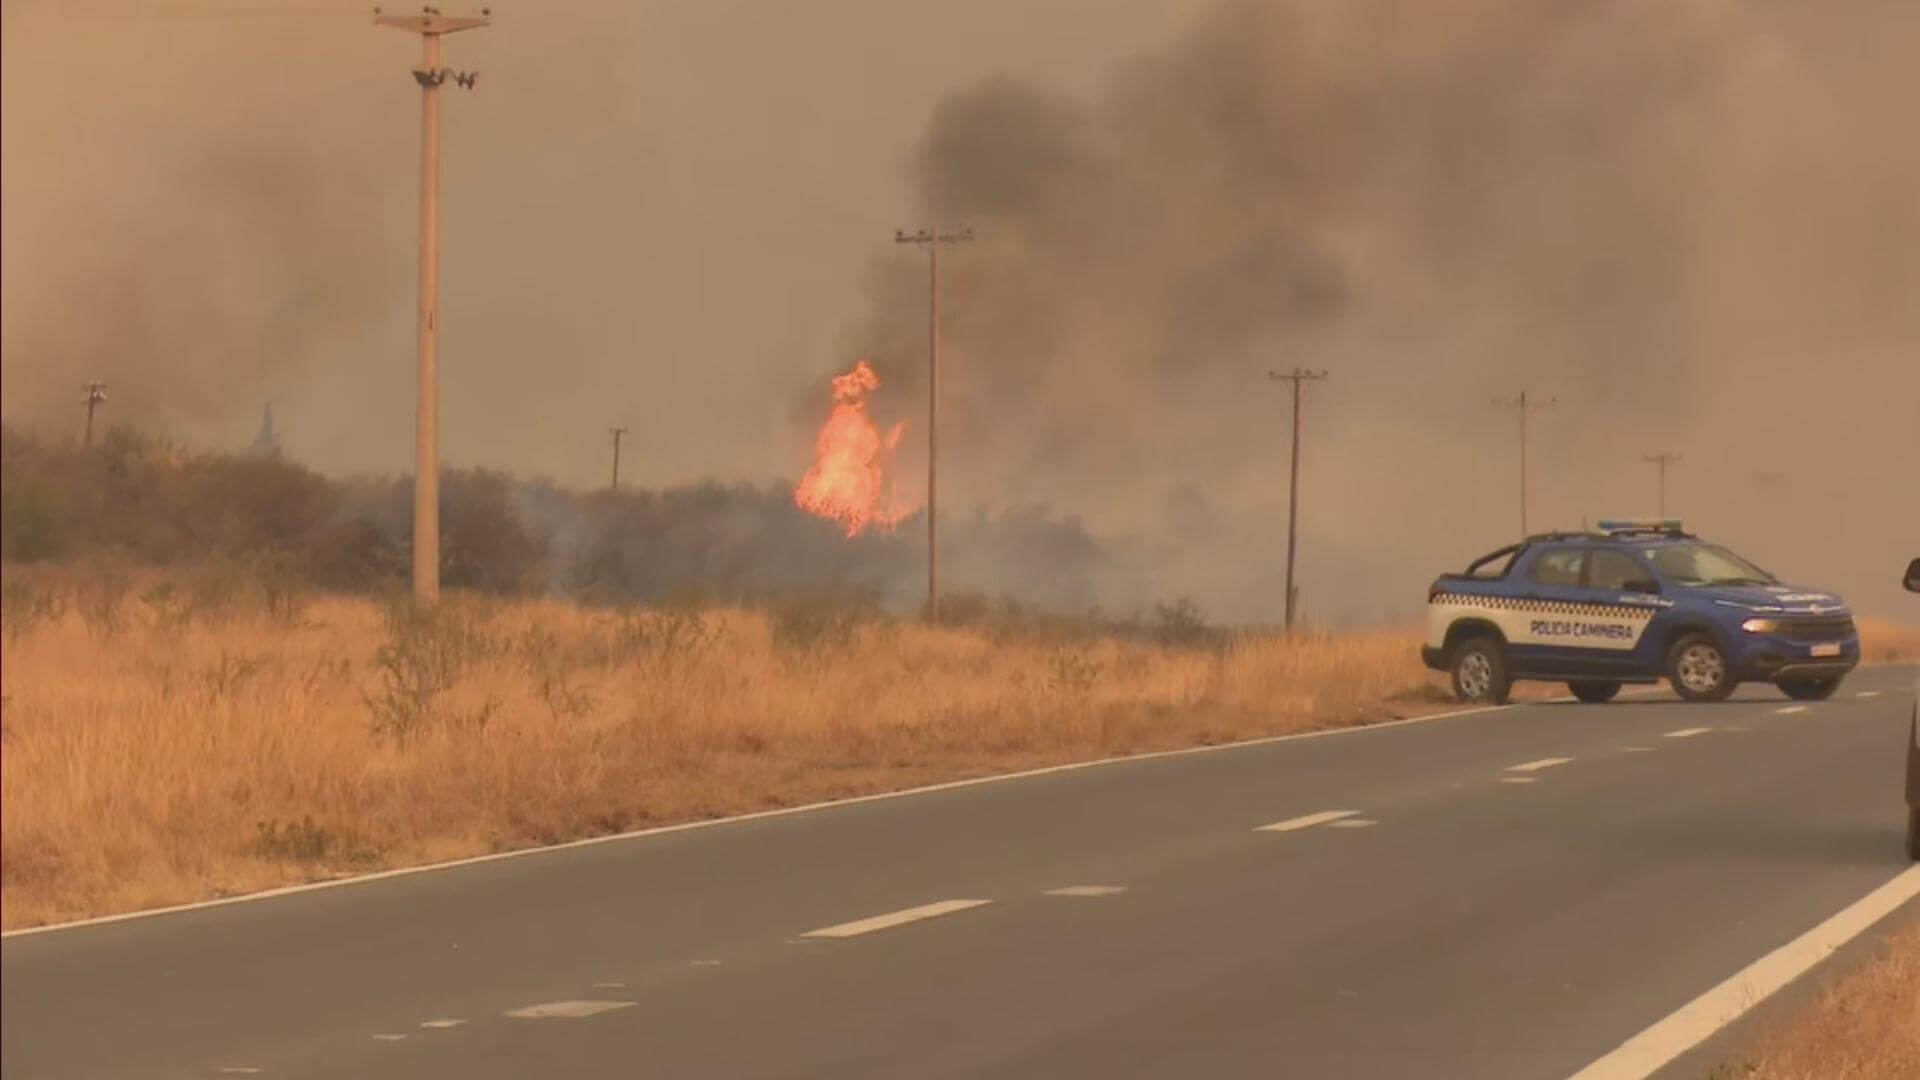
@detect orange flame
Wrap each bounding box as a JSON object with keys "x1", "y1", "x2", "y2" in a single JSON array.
[{"x1": 795, "y1": 360, "x2": 918, "y2": 537}]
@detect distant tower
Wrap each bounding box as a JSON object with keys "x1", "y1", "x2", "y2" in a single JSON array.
[{"x1": 250, "y1": 401, "x2": 280, "y2": 457}]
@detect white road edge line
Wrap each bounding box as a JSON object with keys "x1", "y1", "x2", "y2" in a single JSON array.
[
  {"x1": 802, "y1": 899, "x2": 991, "y2": 938},
  {"x1": 1256, "y1": 810, "x2": 1360, "y2": 832},
  {"x1": 11, "y1": 666, "x2": 1911, "y2": 939},
  {"x1": 1565, "y1": 865, "x2": 1920, "y2": 1080},
  {"x1": 505, "y1": 1000, "x2": 637, "y2": 1019},
  {"x1": 1775, "y1": 705, "x2": 1808, "y2": 715},
  {"x1": 1508, "y1": 757, "x2": 1573, "y2": 772},
  {"x1": 0, "y1": 699, "x2": 1530, "y2": 939},
  {"x1": 1664, "y1": 727, "x2": 1711, "y2": 739}
]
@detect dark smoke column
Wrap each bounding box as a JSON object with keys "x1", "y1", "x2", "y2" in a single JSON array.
[
  {"x1": 375, "y1": 6, "x2": 490, "y2": 605},
  {"x1": 894, "y1": 226, "x2": 972, "y2": 621}
]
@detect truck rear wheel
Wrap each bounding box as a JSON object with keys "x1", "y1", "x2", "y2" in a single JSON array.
[
  {"x1": 1450, "y1": 636, "x2": 1512, "y2": 705},
  {"x1": 1778, "y1": 677, "x2": 1840, "y2": 702}
]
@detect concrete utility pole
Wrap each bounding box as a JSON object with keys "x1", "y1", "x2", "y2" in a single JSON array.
[
  {"x1": 1642, "y1": 452, "x2": 1681, "y2": 516},
  {"x1": 1495, "y1": 390, "x2": 1556, "y2": 536},
  {"x1": 894, "y1": 226, "x2": 973, "y2": 621},
  {"x1": 82, "y1": 381, "x2": 106, "y2": 447},
  {"x1": 375, "y1": 5, "x2": 489, "y2": 605},
  {"x1": 609, "y1": 426, "x2": 628, "y2": 492},
  {"x1": 1269, "y1": 369, "x2": 1328, "y2": 634}
]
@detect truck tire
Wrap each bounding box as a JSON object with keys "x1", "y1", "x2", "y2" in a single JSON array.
[
  {"x1": 1778, "y1": 677, "x2": 1840, "y2": 702},
  {"x1": 1667, "y1": 632, "x2": 1737, "y2": 703},
  {"x1": 1450, "y1": 636, "x2": 1512, "y2": 705},
  {"x1": 1568, "y1": 680, "x2": 1622, "y2": 704}
]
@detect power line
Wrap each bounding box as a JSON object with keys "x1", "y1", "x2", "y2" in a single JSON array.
[
  {"x1": 609, "y1": 426, "x2": 628, "y2": 492},
  {"x1": 1494, "y1": 390, "x2": 1556, "y2": 536},
  {"x1": 83, "y1": 381, "x2": 107, "y2": 448},
  {"x1": 1269, "y1": 368, "x2": 1327, "y2": 634},
  {"x1": 894, "y1": 226, "x2": 973, "y2": 622},
  {"x1": 1642, "y1": 452, "x2": 1682, "y2": 516},
  {"x1": 375, "y1": 6, "x2": 490, "y2": 606}
]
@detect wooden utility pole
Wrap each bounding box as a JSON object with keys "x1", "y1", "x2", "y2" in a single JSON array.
[
  {"x1": 1269, "y1": 369, "x2": 1327, "y2": 634},
  {"x1": 894, "y1": 226, "x2": 973, "y2": 621},
  {"x1": 1495, "y1": 390, "x2": 1556, "y2": 536},
  {"x1": 375, "y1": 6, "x2": 489, "y2": 605},
  {"x1": 609, "y1": 426, "x2": 628, "y2": 492},
  {"x1": 1643, "y1": 452, "x2": 1681, "y2": 516},
  {"x1": 83, "y1": 381, "x2": 106, "y2": 447}
]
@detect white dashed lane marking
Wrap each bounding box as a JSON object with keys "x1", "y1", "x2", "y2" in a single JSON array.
[
  {"x1": 1045, "y1": 886, "x2": 1127, "y2": 897},
  {"x1": 1508, "y1": 758, "x2": 1572, "y2": 773},
  {"x1": 1501, "y1": 776, "x2": 1539, "y2": 785},
  {"x1": 217, "y1": 1069, "x2": 262, "y2": 1076},
  {"x1": 1664, "y1": 727, "x2": 1711, "y2": 739},
  {"x1": 1624, "y1": 746, "x2": 1656, "y2": 752},
  {"x1": 419, "y1": 1019, "x2": 466, "y2": 1029},
  {"x1": 506, "y1": 1000, "x2": 637, "y2": 1019},
  {"x1": 371, "y1": 1033, "x2": 408, "y2": 1042},
  {"x1": 592, "y1": 981, "x2": 626, "y2": 989},
  {"x1": 1256, "y1": 810, "x2": 1360, "y2": 832},
  {"x1": 1776, "y1": 705, "x2": 1808, "y2": 715},
  {"x1": 801, "y1": 899, "x2": 992, "y2": 939},
  {"x1": 1856, "y1": 690, "x2": 1881, "y2": 698}
]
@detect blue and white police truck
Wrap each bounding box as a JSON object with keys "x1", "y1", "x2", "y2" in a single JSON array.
[{"x1": 1422, "y1": 520, "x2": 1860, "y2": 705}]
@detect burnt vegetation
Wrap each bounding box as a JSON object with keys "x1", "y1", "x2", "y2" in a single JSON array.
[{"x1": 0, "y1": 424, "x2": 1226, "y2": 641}]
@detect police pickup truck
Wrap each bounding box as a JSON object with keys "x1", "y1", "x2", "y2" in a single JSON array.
[{"x1": 1422, "y1": 520, "x2": 1860, "y2": 705}]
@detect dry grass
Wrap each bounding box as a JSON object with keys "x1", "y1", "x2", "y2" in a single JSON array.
[
  {"x1": 1716, "y1": 914, "x2": 1920, "y2": 1080},
  {"x1": 1858, "y1": 615, "x2": 1920, "y2": 664},
  {"x1": 1, "y1": 577, "x2": 1447, "y2": 930}
]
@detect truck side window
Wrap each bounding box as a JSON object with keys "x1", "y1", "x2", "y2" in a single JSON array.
[
  {"x1": 1531, "y1": 548, "x2": 1584, "y2": 587},
  {"x1": 1589, "y1": 550, "x2": 1653, "y2": 591}
]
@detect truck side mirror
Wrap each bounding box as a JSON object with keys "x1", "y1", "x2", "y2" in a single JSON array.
[{"x1": 1905, "y1": 557, "x2": 1920, "y2": 593}]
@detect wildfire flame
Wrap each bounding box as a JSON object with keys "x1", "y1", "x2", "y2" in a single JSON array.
[{"x1": 794, "y1": 360, "x2": 918, "y2": 537}]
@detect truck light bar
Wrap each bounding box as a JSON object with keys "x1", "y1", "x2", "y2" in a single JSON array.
[{"x1": 1596, "y1": 518, "x2": 1684, "y2": 534}]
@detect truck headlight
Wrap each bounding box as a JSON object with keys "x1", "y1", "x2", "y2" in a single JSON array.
[{"x1": 1741, "y1": 617, "x2": 1781, "y2": 634}]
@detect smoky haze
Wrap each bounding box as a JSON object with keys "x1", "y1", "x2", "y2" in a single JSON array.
[
  {"x1": 3, "y1": 1, "x2": 1916, "y2": 624},
  {"x1": 840, "y1": 0, "x2": 1920, "y2": 621}
]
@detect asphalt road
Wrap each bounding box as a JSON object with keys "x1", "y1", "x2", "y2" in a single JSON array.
[{"x1": 5, "y1": 666, "x2": 1917, "y2": 1080}]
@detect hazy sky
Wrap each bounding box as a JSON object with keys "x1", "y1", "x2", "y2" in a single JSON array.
[
  {"x1": 4, "y1": 1, "x2": 1916, "y2": 621},
  {"x1": 2, "y1": 0, "x2": 1204, "y2": 485}
]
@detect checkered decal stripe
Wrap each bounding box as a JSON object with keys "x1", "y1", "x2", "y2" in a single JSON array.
[{"x1": 1430, "y1": 593, "x2": 1657, "y2": 621}]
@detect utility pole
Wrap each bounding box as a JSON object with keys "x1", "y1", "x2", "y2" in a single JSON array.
[
  {"x1": 609, "y1": 426, "x2": 628, "y2": 492},
  {"x1": 1642, "y1": 452, "x2": 1681, "y2": 516},
  {"x1": 1494, "y1": 390, "x2": 1556, "y2": 536},
  {"x1": 894, "y1": 226, "x2": 973, "y2": 621},
  {"x1": 82, "y1": 381, "x2": 106, "y2": 447},
  {"x1": 1269, "y1": 368, "x2": 1327, "y2": 634},
  {"x1": 375, "y1": 5, "x2": 489, "y2": 606}
]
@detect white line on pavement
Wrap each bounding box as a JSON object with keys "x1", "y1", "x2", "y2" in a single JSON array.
[
  {"x1": 1045, "y1": 886, "x2": 1128, "y2": 897},
  {"x1": 371, "y1": 1034, "x2": 408, "y2": 1042},
  {"x1": 1664, "y1": 728, "x2": 1711, "y2": 739},
  {"x1": 1255, "y1": 810, "x2": 1361, "y2": 832},
  {"x1": 217, "y1": 1069, "x2": 262, "y2": 1076},
  {"x1": 1856, "y1": 690, "x2": 1881, "y2": 698},
  {"x1": 419, "y1": 1019, "x2": 466, "y2": 1029},
  {"x1": 1624, "y1": 746, "x2": 1656, "y2": 753},
  {"x1": 801, "y1": 899, "x2": 992, "y2": 939},
  {"x1": 1565, "y1": 866, "x2": 1920, "y2": 1080},
  {"x1": 1776, "y1": 705, "x2": 1808, "y2": 715},
  {"x1": 1500, "y1": 777, "x2": 1539, "y2": 784},
  {"x1": 505, "y1": 1000, "x2": 637, "y2": 1019},
  {"x1": 1508, "y1": 757, "x2": 1573, "y2": 772}
]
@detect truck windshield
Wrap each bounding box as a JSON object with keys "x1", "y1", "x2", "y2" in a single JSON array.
[{"x1": 1646, "y1": 543, "x2": 1776, "y2": 587}]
